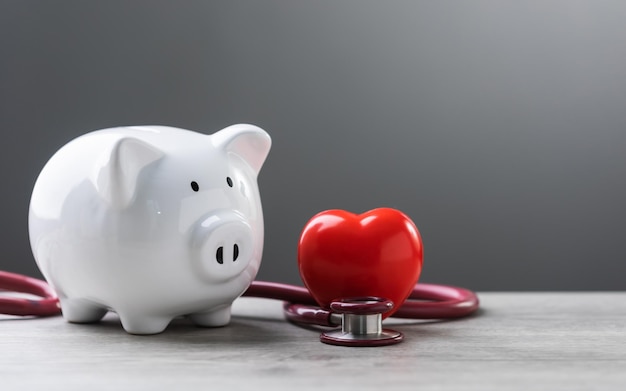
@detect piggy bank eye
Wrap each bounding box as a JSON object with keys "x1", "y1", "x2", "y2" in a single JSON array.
[
  {"x1": 226, "y1": 177, "x2": 233, "y2": 188},
  {"x1": 190, "y1": 181, "x2": 199, "y2": 192}
]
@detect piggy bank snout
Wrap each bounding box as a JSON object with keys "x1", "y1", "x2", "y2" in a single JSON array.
[{"x1": 192, "y1": 212, "x2": 255, "y2": 283}]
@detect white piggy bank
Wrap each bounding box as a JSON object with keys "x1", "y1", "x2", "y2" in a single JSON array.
[{"x1": 28, "y1": 124, "x2": 271, "y2": 334}]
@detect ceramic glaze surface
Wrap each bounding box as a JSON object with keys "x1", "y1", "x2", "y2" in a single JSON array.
[{"x1": 28, "y1": 124, "x2": 271, "y2": 334}]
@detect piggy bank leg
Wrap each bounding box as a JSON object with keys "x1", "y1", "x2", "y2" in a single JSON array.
[
  {"x1": 188, "y1": 304, "x2": 232, "y2": 328},
  {"x1": 59, "y1": 298, "x2": 108, "y2": 324},
  {"x1": 116, "y1": 311, "x2": 172, "y2": 335}
]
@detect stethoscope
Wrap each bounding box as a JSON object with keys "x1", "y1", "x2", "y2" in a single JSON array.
[{"x1": 0, "y1": 270, "x2": 479, "y2": 347}]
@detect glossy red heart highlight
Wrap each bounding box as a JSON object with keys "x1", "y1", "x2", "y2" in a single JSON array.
[{"x1": 298, "y1": 208, "x2": 423, "y2": 318}]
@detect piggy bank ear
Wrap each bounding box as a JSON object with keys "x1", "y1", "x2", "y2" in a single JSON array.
[
  {"x1": 94, "y1": 137, "x2": 164, "y2": 209},
  {"x1": 211, "y1": 124, "x2": 272, "y2": 175}
]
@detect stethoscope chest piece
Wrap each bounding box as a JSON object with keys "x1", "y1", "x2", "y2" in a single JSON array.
[{"x1": 320, "y1": 297, "x2": 403, "y2": 347}]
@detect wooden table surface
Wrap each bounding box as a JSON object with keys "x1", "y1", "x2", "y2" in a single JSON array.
[{"x1": 1, "y1": 292, "x2": 625, "y2": 390}]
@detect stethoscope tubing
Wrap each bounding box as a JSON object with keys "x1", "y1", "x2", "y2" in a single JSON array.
[
  {"x1": 244, "y1": 281, "x2": 480, "y2": 327},
  {"x1": 0, "y1": 271, "x2": 60, "y2": 316},
  {"x1": 0, "y1": 270, "x2": 480, "y2": 326}
]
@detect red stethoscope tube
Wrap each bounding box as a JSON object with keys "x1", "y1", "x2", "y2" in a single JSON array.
[
  {"x1": 0, "y1": 271, "x2": 60, "y2": 316},
  {"x1": 245, "y1": 281, "x2": 479, "y2": 327},
  {"x1": 0, "y1": 271, "x2": 479, "y2": 326}
]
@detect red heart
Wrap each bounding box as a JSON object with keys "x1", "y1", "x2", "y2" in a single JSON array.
[{"x1": 298, "y1": 208, "x2": 423, "y2": 318}]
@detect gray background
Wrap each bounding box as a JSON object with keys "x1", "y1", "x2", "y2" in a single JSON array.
[{"x1": 1, "y1": 1, "x2": 625, "y2": 291}]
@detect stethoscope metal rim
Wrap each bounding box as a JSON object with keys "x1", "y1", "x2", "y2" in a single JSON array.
[{"x1": 321, "y1": 328, "x2": 404, "y2": 347}]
